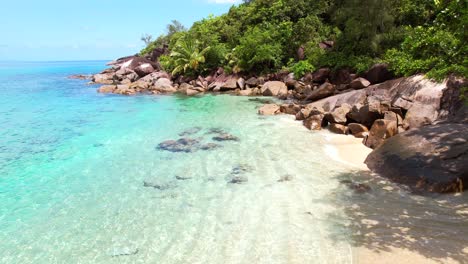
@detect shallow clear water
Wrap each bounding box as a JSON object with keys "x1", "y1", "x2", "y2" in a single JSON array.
[{"x1": 0, "y1": 61, "x2": 467, "y2": 263}]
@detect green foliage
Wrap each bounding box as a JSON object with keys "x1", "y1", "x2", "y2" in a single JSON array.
[
  {"x1": 384, "y1": 0, "x2": 467, "y2": 80},
  {"x1": 167, "y1": 35, "x2": 211, "y2": 76},
  {"x1": 233, "y1": 22, "x2": 292, "y2": 73},
  {"x1": 139, "y1": 0, "x2": 466, "y2": 80},
  {"x1": 288, "y1": 60, "x2": 316, "y2": 78},
  {"x1": 331, "y1": 0, "x2": 395, "y2": 57}
]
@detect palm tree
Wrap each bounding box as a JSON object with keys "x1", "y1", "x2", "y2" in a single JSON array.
[{"x1": 170, "y1": 37, "x2": 210, "y2": 76}]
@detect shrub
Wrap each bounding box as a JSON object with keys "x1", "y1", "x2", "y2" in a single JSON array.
[{"x1": 288, "y1": 60, "x2": 316, "y2": 78}]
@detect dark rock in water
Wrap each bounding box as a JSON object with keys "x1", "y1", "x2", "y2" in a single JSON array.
[
  {"x1": 229, "y1": 176, "x2": 248, "y2": 184},
  {"x1": 200, "y1": 143, "x2": 222, "y2": 150},
  {"x1": 248, "y1": 98, "x2": 274, "y2": 104},
  {"x1": 213, "y1": 133, "x2": 239, "y2": 142},
  {"x1": 93, "y1": 143, "x2": 105, "y2": 148},
  {"x1": 365, "y1": 123, "x2": 468, "y2": 193},
  {"x1": 206, "y1": 127, "x2": 226, "y2": 134},
  {"x1": 278, "y1": 174, "x2": 294, "y2": 182},
  {"x1": 179, "y1": 127, "x2": 202, "y2": 137},
  {"x1": 157, "y1": 138, "x2": 200, "y2": 153},
  {"x1": 231, "y1": 164, "x2": 254, "y2": 175},
  {"x1": 68, "y1": 74, "x2": 91, "y2": 80},
  {"x1": 175, "y1": 175, "x2": 193, "y2": 181},
  {"x1": 340, "y1": 180, "x2": 371, "y2": 193},
  {"x1": 143, "y1": 181, "x2": 176, "y2": 190},
  {"x1": 109, "y1": 247, "x2": 139, "y2": 257}
]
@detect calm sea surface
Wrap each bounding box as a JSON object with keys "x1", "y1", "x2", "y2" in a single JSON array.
[{"x1": 0, "y1": 61, "x2": 466, "y2": 263}]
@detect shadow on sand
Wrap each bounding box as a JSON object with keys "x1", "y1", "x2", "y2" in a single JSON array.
[{"x1": 326, "y1": 170, "x2": 468, "y2": 263}]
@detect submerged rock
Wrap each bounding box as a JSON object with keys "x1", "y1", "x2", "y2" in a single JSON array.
[
  {"x1": 178, "y1": 127, "x2": 202, "y2": 137},
  {"x1": 229, "y1": 176, "x2": 248, "y2": 184},
  {"x1": 157, "y1": 138, "x2": 201, "y2": 153},
  {"x1": 340, "y1": 180, "x2": 372, "y2": 193},
  {"x1": 68, "y1": 74, "x2": 91, "y2": 80},
  {"x1": 278, "y1": 174, "x2": 294, "y2": 182},
  {"x1": 109, "y1": 247, "x2": 139, "y2": 257},
  {"x1": 212, "y1": 133, "x2": 239, "y2": 142},
  {"x1": 200, "y1": 143, "x2": 222, "y2": 150},
  {"x1": 143, "y1": 181, "x2": 177, "y2": 190},
  {"x1": 248, "y1": 98, "x2": 274, "y2": 104},
  {"x1": 206, "y1": 127, "x2": 227, "y2": 134},
  {"x1": 175, "y1": 175, "x2": 193, "y2": 181},
  {"x1": 231, "y1": 164, "x2": 254, "y2": 175}
]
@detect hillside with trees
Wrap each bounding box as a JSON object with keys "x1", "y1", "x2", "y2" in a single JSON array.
[{"x1": 140, "y1": 0, "x2": 467, "y2": 80}]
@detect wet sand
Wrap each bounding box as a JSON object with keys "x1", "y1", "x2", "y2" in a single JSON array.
[{"x1": 322, "y1": 132, "x2": 372, "y2": 171}]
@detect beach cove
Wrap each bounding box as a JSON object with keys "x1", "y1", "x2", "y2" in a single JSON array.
[{"x1": 0, "y1": 61, "x2": 466, "y2": 263}]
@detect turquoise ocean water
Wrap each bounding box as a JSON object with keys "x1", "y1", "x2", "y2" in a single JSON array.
[{"x1": 0, "y1": 61, "x2": 467, "y2": 263}]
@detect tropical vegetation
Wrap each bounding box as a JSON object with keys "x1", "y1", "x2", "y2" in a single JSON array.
[{"x1": 140, "y1": 0, "x2": 467, "y2": 80}]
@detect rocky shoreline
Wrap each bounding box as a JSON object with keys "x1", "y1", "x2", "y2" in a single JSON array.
[{"x1": 73, "y1": 55, "x2": 467, "y2": 194}]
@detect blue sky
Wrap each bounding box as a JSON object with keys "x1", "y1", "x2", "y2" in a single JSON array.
[{"x1": 0, "y1": 0, "x2": 240, "y2": 61}]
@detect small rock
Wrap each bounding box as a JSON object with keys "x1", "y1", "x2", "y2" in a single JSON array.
[
  {"x1": 340, "y1": 180, "x2": 371, "y2": 193},
  {"x1": 206, "y1": 127, "x2": 226, "y2": 134},
  {"x1": 261, "y1": 81, "x2": 288, "y2": 96},
  {"x1": 229, "y1": 176, "x2": 248, "y2": 184},
  {"x1": 157, "y1": 138, "x2": 201, "y2": 153},
  {"x1": 200, "y1": 143, "x2": 222, "y2": 150},
  {"x1": 97, "y1": 85, "x2": 116, "y2": 94},
  {"x1": 143, "y1": 181, "x2": 176, "y2": 190},
  {"x1": 231, "y1": 164, "x2": 254, "y2": 175},
  {"x1": 258, "y1": 104, "x2": 281, "y2": 115},
  {"x1": 348, "y1": 123, "x2": 369, "y2": 138},
  {"x1": 109, "y1": 247, "x2": 139, "y2": 257},
  {"x1": 179, "y1": 127, "x2": 202, "y2": 137},
  {"x1": 329, "y1": 124, "x2": 348, "y2": 134},
  {"x1": 364, "y1": 119, "x2": 398, "y2": 149},
  {"x1": 326, "y1": 104, "x2": 352, "y2": 125},
  {"x1": 280, "y1": 104, "x2": 301, "y2": 115},
  {"x1": 303, "y1": 113, "x2": 325, "y2": 130},
  {"x1": 175, "y1": 175, "x2": 193, "y2": 181},
  {"x1": 212, "y1": 133, "x2": 239, "y2": 142},
  {"x1": 278, "y1": 174, "x2": 294, "y2": 182},
  {"x1": 349, "y1": 77, "x2": 370, "y2": 89}
]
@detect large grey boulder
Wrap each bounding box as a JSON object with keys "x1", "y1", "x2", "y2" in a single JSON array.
[
  {"x1": 303, "y1": 113, "x2": 325, "y2": 130},
  {"x1": 325, "y1": 103, "x2": 352, "y2": 125},
  {"x1": 134, "y1": 63, "x2": 155, "y2": 77},
  {"x1": 120, "y1": 57, "x2": 159, "y2": 71},
  {"x1": 349, "y1": 77, "x2": 370, "y2": 89},
  {"x1": 261, "y1": 81, "x2": 288, "y2": 96},
  {"x1": 258, "y1": 104, "x2": 281, "y2": 115},
  {"x1": 154, "y1": 78, "x2": 176, "y2": 93},
  {"x1": 365, "y1": 123, "x2": 468, "y2": 193},
  {"x1": 364, "y1": 119, "x2": 398, "y2": 149},
  {"x1": 97, "y1": 85, "x2": 116, "y2": 93},
  {"x1": 364, "y1": 63, "x2": 393, "y2": 84},
  {"x1": 93, "y1": 73, "x2": 114, "y2": 84},
  {"x1": 305, "y1": 82, "x2": 335, "y2": 102}
]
